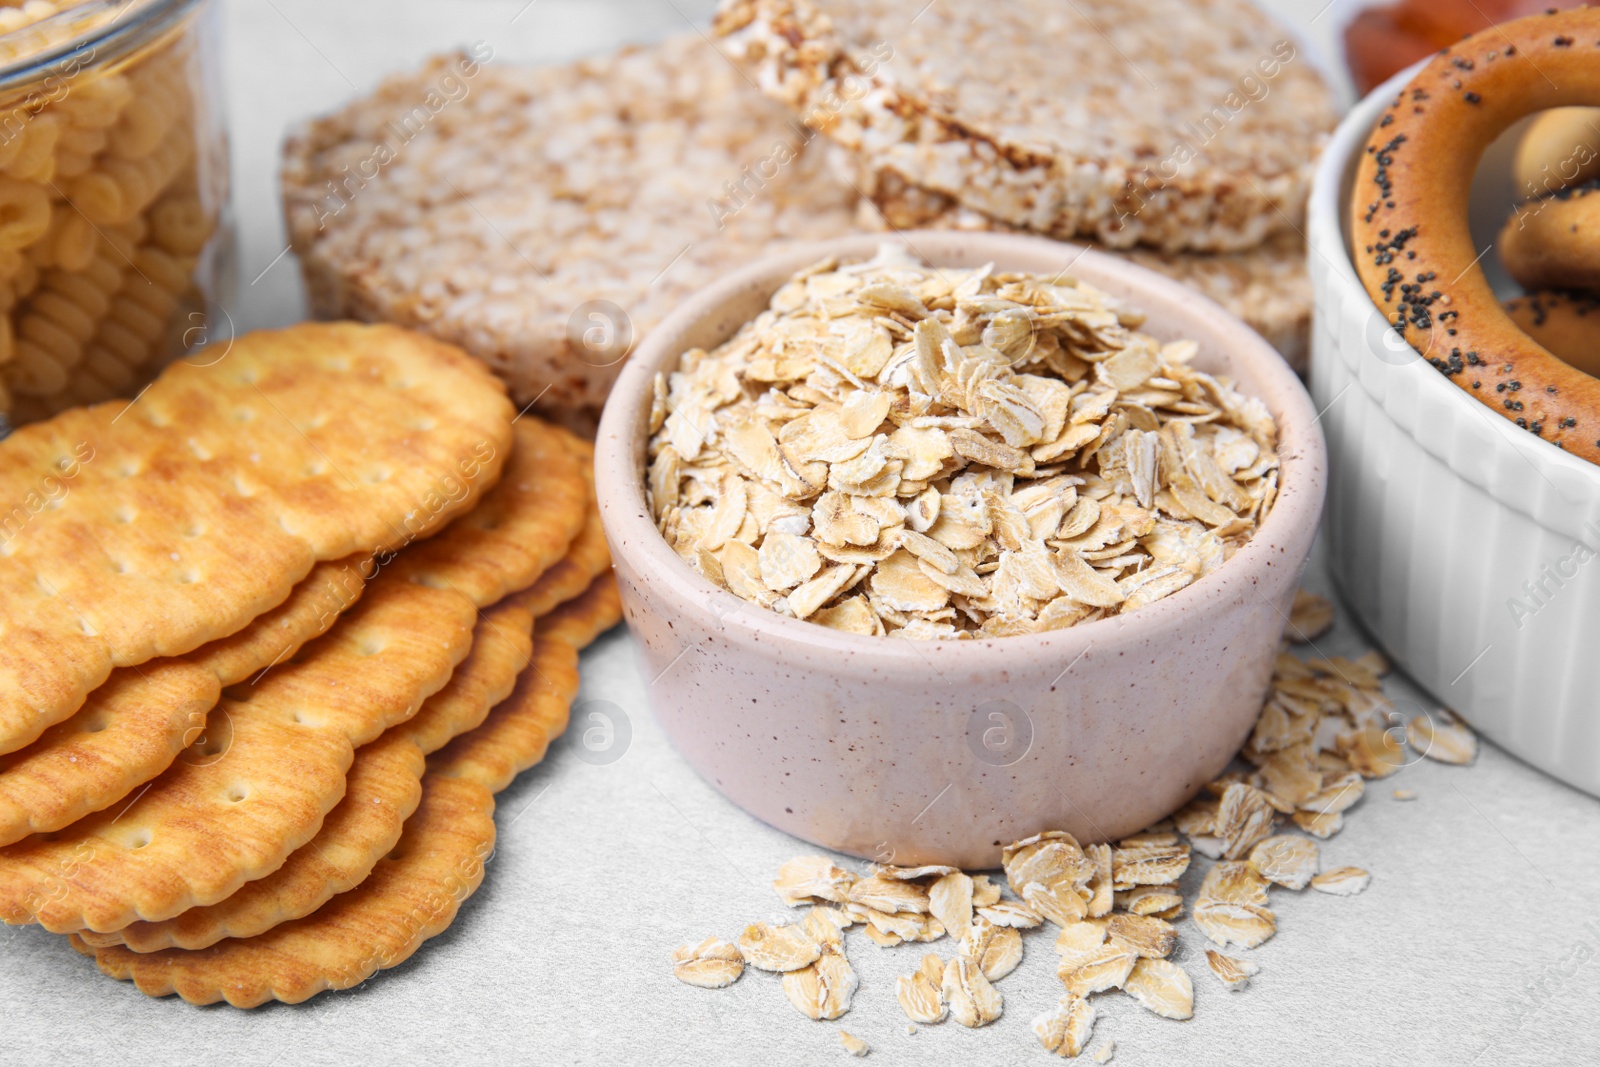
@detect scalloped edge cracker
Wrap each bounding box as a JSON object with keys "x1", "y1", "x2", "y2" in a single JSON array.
[
  {"x1": 0, "y1": 555, "x2": 371, "y2": 847},
  {"x1": 80, "y1": 597, "x2": 533, "y2": 953},
  {"x1": 0, "y1": 321, "x2": 511, "y2": 758}
]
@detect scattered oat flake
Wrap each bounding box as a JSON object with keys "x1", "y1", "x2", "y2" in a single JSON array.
[
  {"x1": 928, "y1": 871, "x2": 975, "y2": 941},
  {"x1": 783, "y1": 952, "x2": 858, "y2": 1020},
  {"x1": 1111, "y1": 842, "x2": 1191, "y2": 888},
  {"x1": 896, "y1": 954, "x2": 948, "y2": 1025},
  {"x1": 1093, "y1": 1039, "x2": 1117, "y2": 1063},
  {"x1": 848, "y1": 875, "x2": 930, "y2": 915},
  {"x1": 739, "y1": 922, "x2": 822, "y2": 972},
  {"x1": 1407, "y1": 713, "x2": 1477, "y2": 765},
  {"x1": 1200, "y1": 861, "x2": 1271, "y2": 907},
  {"x1": 942, "y1": 955, "x2": 1004, "y2": 1028},
  {"x1": 1057, "y1": 942, "x2": 1137, "y2": 997},
  {"x1": 775, "y1": 855, "x2": 858, "y2": 906},
  {"x1": 1105, "y1": 913, "x2": 1177, "y2": 959},
  {"x1": 1311, "y1": 866, "x2": 1372, "y2": 896},
  {"x1": 875, "y1": 862, "x2": 960, "y2": 881},
  {"x1": 1123, "y1": 958, "x2": 1195, "y2": 1020},
  {"x1": 838, "y1": 1030, "x2": 869, "y2": 1057},
  {"x1": 672, "y1": 939, "x2": 744, "y2": 988},
  {"x1": 1192, "y1": 899, "x2": 1277, "y2": 950},
  {"x1": 1032, "y1": 991, "x2": 1097, "y2": 1058},
  {"x1": 1117, "y1": 886, "x2": 1184, "y2": 917},
  {"x1": 1288, "y1": 589, "x2": 1335, "y2": 642},
  {"x1": 1247, "y1": 835, "x2": 1320, "y2": 890},
  {"x1": 1392, "y1": 788, "x2": 1416, "y2": 801},
  {"x1": 970, "y1": 874, "x2": 1002, "y2": 908},
  {"x1": 960, "y1": 917, "x2": 1024, "y2": 982},
  {"x1": 978, "y1": 900, "x2": 1044, "y2": 929},
  {"x1": 1206, "y1": 949, "x2": 1260, "y2": 991}
]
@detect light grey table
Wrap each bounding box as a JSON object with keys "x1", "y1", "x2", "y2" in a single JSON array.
[{"x1": 2, "y1": 3, "x2": 1594, "y2": 1064}]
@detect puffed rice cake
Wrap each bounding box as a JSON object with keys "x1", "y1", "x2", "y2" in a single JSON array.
[
  {"x1": 282, "y1": 34, "x2": 860, "y2": 419},
  {"x1": 714, "y1": 0, "x2": 1339, "y2": 253}
]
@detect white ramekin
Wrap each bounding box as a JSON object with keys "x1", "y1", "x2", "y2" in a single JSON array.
[{"x1": 1309, "y1": 67, "x2": 1600, "y2": 797}]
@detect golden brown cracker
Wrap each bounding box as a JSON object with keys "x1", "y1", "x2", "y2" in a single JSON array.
[
  {"x1": 431, "y1": 574, "x2": 621, "y2": 794},
  {"x1": 387, "y1": 597, "x2": 535, "y2": 757},
  {"x1": 0, "y1": 556, "x2": 372, "y2": 848},
  {"x1": 82, "y1": 596, "x2": 533, "y2": 953},
  {"x1": 518, "y1": 437, "x2": 611, "y2": 618},
  {"x1": 539, "y1": 570, "x2": 622, "y2": 651},
  {"x1": 80, "y1": 735, "x2": 426, "y2": 954},
  {"x1": 190, "y1": 555, "x2": 373, "y2": 688},
  {"x1": 80, "y1": 773, "x2": 497, "y2": 1007},
  {"x1": 74, "y1": 577, "x2": 617, "y2": 1005},
  {"x1": 396, "y1": 418, "x2": 587, "y2": 608},
  {"x1": 0, "y1": 565, "x2": 478, "y2": 933},
  {"x1": 0, "y1": 322, "x2": 512, "y2": 758},
  {"x1": 0, "y1": 664, "x2": 219, "y2": 850}
]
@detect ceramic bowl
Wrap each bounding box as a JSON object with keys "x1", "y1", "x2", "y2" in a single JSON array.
[
  {"x1": 1308, "y1": 68, "x2": 1600, "y2": 798},
  {"x1": 595, "y1": 232, "x2": 1326, "y2": 867}
]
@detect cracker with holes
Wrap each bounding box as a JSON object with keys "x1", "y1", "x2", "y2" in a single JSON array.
[
  {"x1": 519, "y1": 437, "x2": 609, "y2": 618},
  {"x1": 74, "y1": 772, "x2": 499, "y2": 1007},
  {"x1": 0, "y1": 556, "x2": 371, "y2": 848},
  {"x1": 396, "y1": 417, "x2": 588, "y2": 608},
  {"x1": 281, "y1": 34, "x2": 859, "y2": 419},
  {"x1": 78, "y1": 596, "x2": 533, "y2": 953},
  {"x1": 75, "y1": 574, "x2": 622, "y2": 1006},
  {"x1": 0, "y1": 413, "x2": 584, "y2": 932},
  {"x1": 431, "y1": 574, "x2": 622, "y2": 793},
  {"x1": 0, "y1": 321, "x2": 513, "y2": 759}
]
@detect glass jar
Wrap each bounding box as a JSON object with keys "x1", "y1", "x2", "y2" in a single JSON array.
[{"x1": 0, "y1": 0, "x2": 232, "y2": 430}]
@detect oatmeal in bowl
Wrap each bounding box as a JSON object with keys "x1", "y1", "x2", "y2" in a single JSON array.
[{"x1": 596, "y1": 232, "x2": 1325, "y2": 868}]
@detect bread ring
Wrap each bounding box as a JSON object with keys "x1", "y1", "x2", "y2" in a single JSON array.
[
  {"x1": 1500, "y1": 180, "x2": 1600, "y2": 291},
  {"x1": 1352, "y1": 8, "x2": 1600, "y2": 461},
  {"x1": 1505, "y1": 290, "x2": 1600, "y2": 378},
  {"x1": 1511, "y1": 106, "x2": 1600, "y2": 197}
]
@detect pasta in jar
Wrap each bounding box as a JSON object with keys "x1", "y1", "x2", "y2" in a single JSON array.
[{"x1": 0, "y1": 0, "x2": 229, "y2": 424}]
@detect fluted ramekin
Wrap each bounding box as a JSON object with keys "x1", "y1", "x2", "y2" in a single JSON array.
[{"x1": 1309, "y1": 69, "x2": 1600, "y2": 797}]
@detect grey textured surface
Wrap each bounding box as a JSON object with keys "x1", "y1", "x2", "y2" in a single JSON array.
[{"x1": 1, "y1": 2, "x2": 1595, "y2": 1064}]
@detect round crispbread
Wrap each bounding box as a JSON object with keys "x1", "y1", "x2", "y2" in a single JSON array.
[
  {"x1": 714, "y1": 0, "x2": 1338, "y2": 253},
  {"x1": 282, "y1": 34, "x2": 860, "y2": 418}
]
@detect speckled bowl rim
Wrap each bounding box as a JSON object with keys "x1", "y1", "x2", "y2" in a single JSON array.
[{"x1": 595, "y1": 231, "x2": 1326, "y2": 675}]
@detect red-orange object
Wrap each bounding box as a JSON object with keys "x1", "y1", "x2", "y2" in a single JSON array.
[{"x1": 1344, "y1": 0, "x2": 1587, "y2": 96}]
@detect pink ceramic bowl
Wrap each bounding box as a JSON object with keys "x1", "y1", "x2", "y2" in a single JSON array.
[{"x1": 595, "y1": 232, "x2": 1326, "y2": 869}]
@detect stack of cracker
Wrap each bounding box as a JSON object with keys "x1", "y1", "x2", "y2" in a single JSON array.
[
  {"x1": 0, "y1": 321, "x2": 618, "y2": 1006},
  {"x1": 281, "y1": 6, "x2": 1335, "y2": 430}
]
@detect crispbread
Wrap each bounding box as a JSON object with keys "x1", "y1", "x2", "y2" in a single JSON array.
[
  {"x1": 714, "y1": 0, "x2": 1338, "y2": 252},
  {"x1": 432, "y1": 574, "x2": 622, "y2": 794},
  {"x1": 77, "y1": 596, "x2": 533, "y2": 953},
  {"x1": 394, "y1": 418, "x2": 587, "y2": 609},
  {"x1": 0, "y1": 321, "x2": 512, "y2": 757},
  {"x1": 76, "y1": 772, "x2": 498, "y2": 1007},
  {"x1": 0, "y1": 556, "x2": 371, "y2": 847},
  {"x1": 860, "y1": 181, "x2": 1313, "y2": 368},
  {"x1": 78, "y1": 574, "x2": 620, "y2": 1006},
  {"x1": 281, "y1": 35, "x2": 859, "y2": 416}
]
